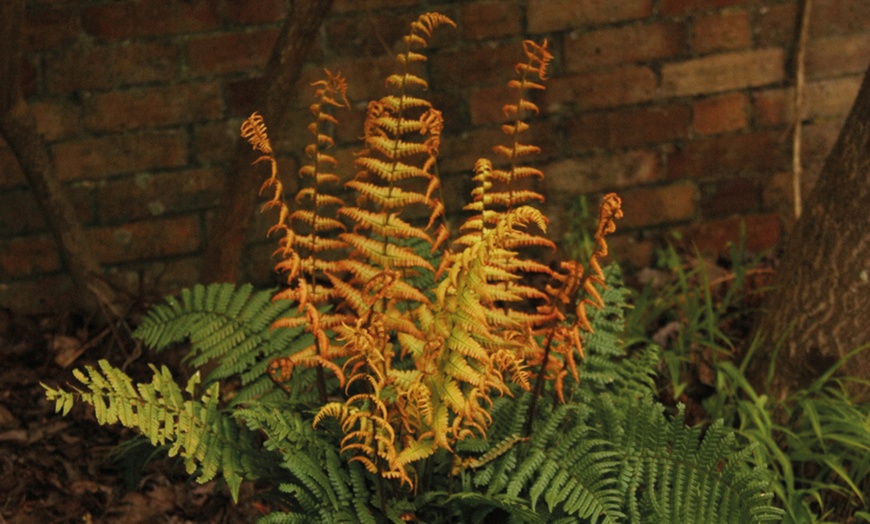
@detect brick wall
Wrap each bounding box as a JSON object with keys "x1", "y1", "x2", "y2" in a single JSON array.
[{"x1": 1, "y1": 0, "x2": 867, "y2": 312}]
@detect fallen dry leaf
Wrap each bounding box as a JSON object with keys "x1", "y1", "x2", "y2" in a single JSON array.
[{"x1": 51, "y1": 335, "x2": 86, "y2": 368}]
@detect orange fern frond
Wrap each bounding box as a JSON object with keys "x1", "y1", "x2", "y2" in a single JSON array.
[
  {"x1": 409, "y1": 12, "x2": 456, "y2": 39},
  {"x1": 385, "y1": 73, "x2": 429, "y2": 91},
  {"x1": 492, "y1": 143, "x2": 542, "y2": 160},
  {"x1": 240, "y1": 112, "x2": 272, "y2": 155},
  {"x1": 517, "y1": 39, "x2": 554, "y2": 81},
  {"x1": 246, "y1": 15, "x2": 631, "y2": 493}
]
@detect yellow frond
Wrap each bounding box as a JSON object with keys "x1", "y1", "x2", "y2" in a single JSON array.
[
  {"x1": 340, "y1": 208, "x2": 431, "y2": 242},
  {"x1": 493, "y1": 143, "x2": 541, "y2": 160},
  {"x1": 386, "y1": 73, "x2": 429, "y2": 91},
  {"x1": 444, "y1": 351, "x2": 484, "y2": 387},
  {"x1": 346, "y1": 181, "x2": 430, "y2": 210},
  {"x1": 342, "y1": 233, "x2": 434, "y2": 270},
  {"x1": 380, "y1": 95, "x2": 432, "y2": 112},
  {"x1": 410, "y1": 12, "x2": 456, "y2": 38},
  {"x1": 446, "y1": 330, "x2": 488, "y2": 362},
  {"x1": 355, "y1": 156, "x2": 430, "y2": 181},
  {"x1": 289, "y1": 210, "x2": 346, "y2": 232},
  {"x1": 314, "y1": 402, "x2": 354, "y2": 428},
  {"x1": 371, "y1": 115, "x2": 425, "y2": 136},
  {"x1": 394, "y1": 438, "x2": 437, "y2": 467}
]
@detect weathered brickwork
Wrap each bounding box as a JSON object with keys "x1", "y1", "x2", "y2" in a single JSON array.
[{"x1": 1, "y1": 0, "x2": 867, "y2": 312}]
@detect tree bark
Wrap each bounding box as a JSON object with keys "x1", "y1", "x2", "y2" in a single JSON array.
[
  {"x1": 752, "y1": 64, "x2": 870, "y2": 400},
  {"x1": 0, "y1": 0, "x2": 123, "y2": 317},
  {"x1": 201, "y1": 0, "x2": 334, "y2": 283}
]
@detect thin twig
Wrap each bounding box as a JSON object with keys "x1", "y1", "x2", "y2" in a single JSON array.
[{"x1": 792, "y1": 0, "x2": 813, "y2": 219}]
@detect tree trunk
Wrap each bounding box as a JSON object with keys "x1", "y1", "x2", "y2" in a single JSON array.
[
  {"x1": 752, "y1": 64, "x2": 870, "y2": 400},
  {"x1": 0, "y1": 0, "x2": 123, "y2": 317},
  {"x1": 201, "y1": 0, "x2": 334, "y2": 283}
]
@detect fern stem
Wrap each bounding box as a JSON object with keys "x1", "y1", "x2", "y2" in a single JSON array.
[
  {"x1": 315, "y1": 364, "x2": 328, "y2": 404},
  {"x1": 525, "y1": 329, "x2": 556, "y2": 436},
  {"x1": 375, "y1": 457, "x2": 389, "y2": 516}
]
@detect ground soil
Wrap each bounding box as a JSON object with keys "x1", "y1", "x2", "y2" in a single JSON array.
[{"x1": 0, "y1": 309, "x2": 264, "y2": 523}]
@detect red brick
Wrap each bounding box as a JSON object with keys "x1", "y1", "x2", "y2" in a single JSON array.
[
  {"x1": 225, "y1": 0, "x2": 285, "y2": 24},
  {"x1": 118, "y1": 257, "x2": 202, "y2": 298},
  {"x1": 0, "y1": 185, "x2": 93, "y2": 236},
  {"x1": 691, "y1": 10, "x2": 752, "y2": 53},
  {"x1": 24, "y1": 6, "x2": 79, "y2": 51},
  {"x1": 444, "y1": 118, "x2": 562, "y2": 174},
  {"x1": 668, "y1": 131, "x2": 789, "y2": 179},
  {"x1": 542, "y1": 150, "x2": 661, "y2": 194},
  {"x1": 462, "y1": 1, "x2": 522, "y2": 40},
  {"x1": 440, "y1": 127, "x2": 511, "y2": 175},
  {"x1": 661, "y1": 49, "x2": 784, "y2": 97},
  {"x1": 430, "y1": 43, "x2": 522, "y2": 92},
  {"x1": 468, "y1": 84, "x2": 547, "y2": 127},
  {"x1": 192, "y1": 121, "x2": 240, "y2": 166},
  {"x1": 681, "y1": 213, "x2": 781, "y2": 255},
  {"x1": 187, "y1": 29, "x2": 279, "y2": 75},
  {"x1": 618, "y1": 182, "x2": 696, "y2": 229},
  {"x1": 802, "y1": 76, "x2": 863, "y2": 121},
  {"x1": 692, "y1": 93, "x2": 748, "y2": 135},
  {"x1": 546, "y1": 66, "x2": 657, "y2": 111},
  {"x1": 810, "y1": 0, "x2": 870, "y2": 37},
  {"x1": 88, "y1": 216, "x2": 201, "y2": 264},
  {"x1": 699, "y1": 177, "x2": 760, "y2": 217},
  {"x1": 607, "y1": 234, "x2": 655, "y2": 268},
  {"x1": 528, "y1": 0, "x2": 652, "y2": 33},
  {"x1": 297, "y1": 55, "x2": 398, "y2": 105},
  {"x1": 751, "y1": 88, "x2": 793, "y2": 128},
  {"x1": 0, "y1": 235, "x2": 62, "y2": 278},
  {"x1": 806, "y1": 34, "x2": 870, "y2": 79},
  {"x1": 0, "y1": 189, "x2": 48, "y2": 236},
  {"x1": 332, "y1": 0, "x2": 417, "y2": 13},
  {"x1": 97, "y1": 169, "x2": 222, "y2": 223},
  {"x1": 44, "y1": 42, "x2": 181, "y2": 93},
  {"x1": 82, "y1": 83, "x2": 223, "y2": 132},
  {"x1": 754, "y1": 4, "x2": 796, "y2": 47},
  {"x1": 662, "y1": 0, "x2": 756, "y2": 15},
  {"x1": 469, "y1": 86, "x2": 509, "y2": 125},
  {"x1": 52, "y1": 130, "x2": 188, "y2": 181},
  {"x1": 568, "y1": 104, "x2": 691, "y2": 150},
  {"x1": 761, "y1": 171, "x2": 795, "y2": 216},
  {"x1": 565, "y1": 22, "x2": 686, "y2": 73},
  {"x1": 29, "y1": 100, "x2": 82, "y2": 141},
  {"x1": 82, "y1": 0, "x2": 220, "y2": 40},
  {"x1": 324, "y1": 13, "x2": 413, "y2": 58}
]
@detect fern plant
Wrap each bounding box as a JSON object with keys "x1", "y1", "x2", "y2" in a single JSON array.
[{"x1": 43, "y1": 13, "x2": 783, "y2": 523}]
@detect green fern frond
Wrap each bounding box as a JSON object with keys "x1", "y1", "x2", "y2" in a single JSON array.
[
  {"x1": 595, "y1": 395, "x2": 782, "y2": 524},
  {"x1": 43, "y1": 360, "x2": 256, "y2": 502},
  {"x1": 578, "y1": 265, "x2": 658, "y2": 398},
  {"x1": 132, "y1": 283, "x2": 311, "y2": 404}
]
